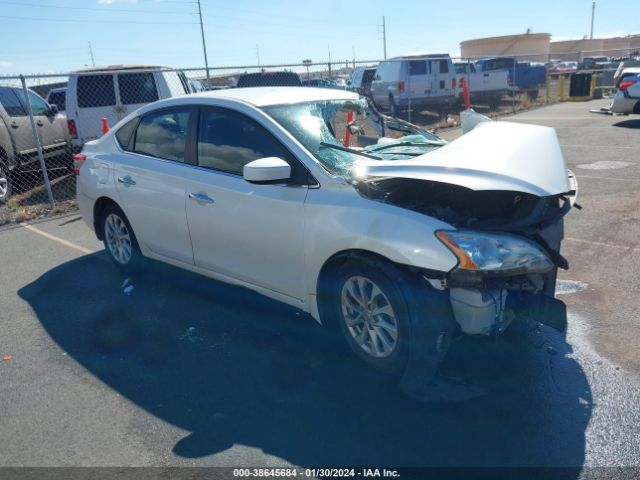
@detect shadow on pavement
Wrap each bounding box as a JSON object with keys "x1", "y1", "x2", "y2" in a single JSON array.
[
  {"x1": 19, "y1": 253, "x2": 591, "y2": 472},
  {"x1": 612, "y1": 118, "x2": 640, "y2": 129}
]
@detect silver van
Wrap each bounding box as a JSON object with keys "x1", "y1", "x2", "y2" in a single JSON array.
[
  {"x1": 65, "y1": 65, "x2": 193, "y2": 150},
  {"x1": 370, "y1": 53, "x2": 458, "y2": 115}
]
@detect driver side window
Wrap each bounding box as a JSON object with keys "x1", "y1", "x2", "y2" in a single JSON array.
[{"x1": 197, "y1": 108, "x2": 292, "y2": 176}]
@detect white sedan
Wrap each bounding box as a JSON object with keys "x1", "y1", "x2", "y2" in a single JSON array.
[
  {"x1": 611, "y1": 67, "x2": 640, "y2": 114},
  {"x1": 76, "y1": 87, "x2": 576, "y2": 379}
]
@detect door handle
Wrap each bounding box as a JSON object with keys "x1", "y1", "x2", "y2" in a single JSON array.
[
  {"x1": 36, "y1": 120, "x2": 44, "y2": 126},
  {"x1": 189, "y1": 192, "x2": 214, "y2": 204},
  {"x1": 117, "y1": 175, "x2": 136, "y2": 186},
  {"x1": 10, "y1": 122, "x2": 18, "y2": 129}
]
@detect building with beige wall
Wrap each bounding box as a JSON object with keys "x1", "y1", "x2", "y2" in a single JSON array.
[
  {"x1": 550, "y1": 35, "x2": 639, "y2": 60},
  {"x1": 460, "y1": 33, "x2": 551, "y2": 62}
]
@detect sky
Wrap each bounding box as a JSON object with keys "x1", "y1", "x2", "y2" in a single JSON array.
[{"x1": 0, "y1": 0, "x2": 638, "y2": 75}]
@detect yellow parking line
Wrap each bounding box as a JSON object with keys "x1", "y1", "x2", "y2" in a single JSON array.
[{"x1": 20, "y1": 222, "x2": 95, "y2": 255}]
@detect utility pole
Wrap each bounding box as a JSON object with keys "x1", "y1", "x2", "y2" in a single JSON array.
[
  {"x1": 196, "y1": 0, "x2": 210, "y2": 85},
  {"x1": 590, "y1": 2, "x2": 595, "y2": 39},
  {"x1": 88, "y1": 41, "x2": 95, "y2": 67},
  {"x1": 328, "y1": 45, "x2": 332, "y2": 79},
  {"x1": 379, "y1": 16, "x2": 387, "y2": 60}
]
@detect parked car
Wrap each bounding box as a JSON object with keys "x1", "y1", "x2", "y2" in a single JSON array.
[
  {"x1": 475, "y1": 57, "x2": 546, "y2": 99},
  {"x1": 76, "y1": 87, "x2": 577, "y2": 389},
  {"x1": 550, "y1": 62, "x2": 578, "y2": 74},
  {"x1": 611, "y1": 67, "x2": 640, "y2": 114},
  {"x1": 236, "y1": 71, "x2": 302, "y2": 88},
  {"x1": 348, "y1": 67, "x2": 376, "y2": 97},
  {"x1": 65, "y1": 65, "x2": 193, "y2": 151},
  {"x1": 0, "y1": 86, "x2": 72, "y2": 203},
  {"x1": 46, "y1": 87, "x2": 66, "y2": 113},
  {"x1": 454, "y1": 62, "x2": 509, "y2": 108},
  {"x1": 302, "y1": 79, "x2": 332, "y2": 88},
  {"x1": 370, "y1": 53, "x2": 458, "y2": 116}
]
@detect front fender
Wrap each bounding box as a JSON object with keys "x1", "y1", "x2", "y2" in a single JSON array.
[{"x1": 304, "y1": 187, "x2": 457, "y2": 320}]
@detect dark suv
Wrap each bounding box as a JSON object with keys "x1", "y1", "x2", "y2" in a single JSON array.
[{"x1": 236, "y1": 71, "x2": 302, "y2": 88}]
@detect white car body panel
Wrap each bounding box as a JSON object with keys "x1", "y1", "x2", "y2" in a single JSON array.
[
  {"x1": 357, "y1": 121, "x2": 571, "y2": 197},
  {"x1": 77, "y1": 88, "x2": 568, "y2": 326}
]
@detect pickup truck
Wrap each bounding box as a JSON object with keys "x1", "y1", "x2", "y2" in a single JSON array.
[
  {"x1": 0, "y1": 86, "x2": 72, "y2": 204},
  {"x1": 475, "y1": 57, "x2": 546, "y2": 99},
  {"x1": 454, "y1": 62, "x2": 509, "y2": 108}
]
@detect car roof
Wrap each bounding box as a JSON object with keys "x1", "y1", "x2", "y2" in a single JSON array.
[
  {"x1": 622, "y1": 67, "x2": 640, "y2": 75},
  {"x1": 72, "y1": 64, "x2": 169, "y2": 73},
  {"x1": 186, "y1": 87, "x2": 359, "y2": 107}
]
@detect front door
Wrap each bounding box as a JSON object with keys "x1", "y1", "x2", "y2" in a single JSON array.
[{"x1": 185, "y1": 107, "x2": 308, "y2": 300}]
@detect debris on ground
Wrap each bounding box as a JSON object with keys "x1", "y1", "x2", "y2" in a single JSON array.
[
  {"x1": 589, "y1": 107, "x2": 613, "y2": 115},
  {"x1": 2, "y1": 354, "x2": 12, "y2": 362},
  {"x1": 121, "y1": 277, "x2": 134, "y2": 295}
]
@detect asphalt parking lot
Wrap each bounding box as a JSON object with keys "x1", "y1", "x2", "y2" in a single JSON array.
[{"x1": 1, "y1": 99, "x2": 639, "y2": 477}]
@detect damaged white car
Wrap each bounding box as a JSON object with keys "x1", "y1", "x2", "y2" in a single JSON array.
[{"x1": 76, "y1": 87, "x2": 577, "y2": 394}]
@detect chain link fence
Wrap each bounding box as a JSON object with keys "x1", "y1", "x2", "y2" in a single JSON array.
[{"x1": 0, "y1": 50, "x2": 631, "y2": 225}]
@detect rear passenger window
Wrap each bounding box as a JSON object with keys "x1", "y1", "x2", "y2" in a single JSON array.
[
  {"x1": 115, "y1": 118, "x2": 138, "y2": 151},
  {"x1": 439, "y1": 60, "x2": 449, "y2": 74},
  {"x1": 197, "y1": 109, "x2": 291, "y2": 176},
  {"x1": 77, "y1": 75, "x2": 116, "y2": 108},
  {"x1": 409, "y1": 61, "x2": 427, "y2": 75},
  {"x1": 118, "y1": 73, "x2": 159, "y2": 105},
  {"x1": 0, "y1": 87, "x2": 27, "y2": 117},
  {"x1": 134, "y1": 109, "x2": 190, "y2": 162}
]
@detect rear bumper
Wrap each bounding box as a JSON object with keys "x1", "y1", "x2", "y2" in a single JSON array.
[{"x1": 611, "y1": 91, "x2": 639, "y2": 114}]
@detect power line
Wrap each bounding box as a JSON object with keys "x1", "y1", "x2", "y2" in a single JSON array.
[
  {"x1": 0, "y1": 0, "x2": 193, "y2": 15},
  {"x1": 0, "y1": 14, "x2": 196, "y2": 25}
]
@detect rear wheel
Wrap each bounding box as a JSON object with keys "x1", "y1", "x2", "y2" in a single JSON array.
[
  {"x1": 0, "y1": 163, "x2": 11, "y2": 205},
  {"x1": 332, "y1": 260, "x2": 411, "y2": 373},
  {"x1": 101, "y1": 204, "x2": 142, "y2": 273}
]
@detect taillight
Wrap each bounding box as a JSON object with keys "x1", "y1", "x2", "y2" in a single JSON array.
[
  {"x1": 73, "y1": 153, "x2": 86, "y2": 176},
  {"x1": 619, "y1": 80, "x2": 637, "y2": 91},
  {"x1": 398, "y1": 81, "x2": 405, "y2": 92},
  {"x1": 67, "y1": 119, "x2": 77, "y2": 139}
]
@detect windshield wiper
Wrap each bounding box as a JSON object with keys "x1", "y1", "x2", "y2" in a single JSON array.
[
  {"x1": 319, "y1": 142, "x2": 382, "y2": 160},
  {"x1": 365, "y1": 141, "x2": 443, "y2": 152}
]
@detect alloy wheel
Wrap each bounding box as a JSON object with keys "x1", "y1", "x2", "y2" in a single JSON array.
[
  {"x1": 105, "y1": 213, "x2": 132, "y2": 265},
  {"x1": 340, "y1": 275, "x2": 398, "y2": 358}
]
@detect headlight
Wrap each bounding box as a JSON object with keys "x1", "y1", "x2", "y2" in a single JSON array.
[{"x1": 436, "y1": 230, "x2": 554, "y2": 275}]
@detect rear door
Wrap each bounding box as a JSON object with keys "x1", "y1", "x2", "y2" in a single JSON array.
[
  {"x1": 0, "y1": 87, "x2": 34, "y2": 158},
  {"x1": 115, "y1": 71, "x2": 159, "y2": 121},
  {"x1": 74, "y1": 73, "x2": 119, "y2": 144},
  {"x1": 114, "y1": 106, "x2": 195, "y2": 264}
]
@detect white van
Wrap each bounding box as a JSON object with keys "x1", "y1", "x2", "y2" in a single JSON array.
[
  {"x1": 370, "y1": 53, "x2": 458, "y2": 116},
  {"x1": 66, "y1": 65, "x2": 193, "y2": 150}
]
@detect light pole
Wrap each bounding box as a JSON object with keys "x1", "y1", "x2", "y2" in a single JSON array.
[
  {"x1": 196, "y1": 0, "x2": 210, "y2": 86},
  {"x1": 303, "y1": 59, "x2": 312, "y2": 81}
]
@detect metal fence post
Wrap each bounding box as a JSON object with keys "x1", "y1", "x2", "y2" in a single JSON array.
[
  {"x1": 20, "y1": 75, "x2": 54, "y2": 208},
  {"x1": 512, "y1": 59, "x2": 517, "y2": 114}
]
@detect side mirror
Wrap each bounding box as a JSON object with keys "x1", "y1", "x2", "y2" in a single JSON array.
[
  {"x1": 48, "y1": 104, "x2": 59, "y2": 116},
  {"x1": 243, "y1": 157, "x2": 291, "y2": 184}
]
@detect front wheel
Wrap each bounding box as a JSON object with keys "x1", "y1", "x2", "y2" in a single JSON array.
[
  {"x1": 0, "y1": 163, "x2": 11, "y2": 205},
  {"x1": 332, "y1": 260, "x2": 411, "y2": 373},
  {"x1": 101, "y1": 204, "x2": 143, "y2": 274}
]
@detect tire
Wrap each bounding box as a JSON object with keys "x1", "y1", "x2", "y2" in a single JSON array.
[
  {"x1": 331, "y1": 260, "x2": 411, "y2": 373},
  {"x1": 0, "y1": 163, "x2": 11, "y2": 205},
  {"x1": 101, "y1": 204, "x2": 143, "y2": 274},
  {"x1": 526, "y1": 89, "x2": 539, "y2": 100}
]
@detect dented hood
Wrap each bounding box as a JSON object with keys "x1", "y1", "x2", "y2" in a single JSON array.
[{"x1": 358, "y1": 122, "x2": 571, "y2": 197}]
